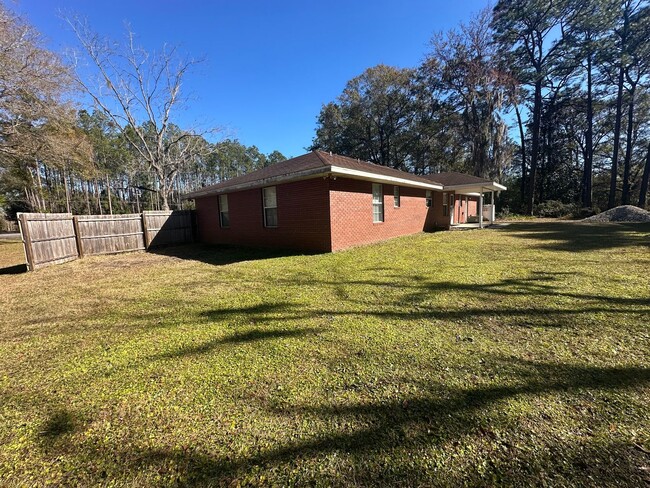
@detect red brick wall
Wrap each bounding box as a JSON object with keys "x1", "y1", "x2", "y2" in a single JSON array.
[
  {"x1": 426, "y1": 189, "x2": 452, "y2": 230},
  {"x1": 194, "y1": 178, "x2": 332, "y2": 252},
  {"x1": 468, "y1": 197, "x2": 478, "y2": 218},
  {"x1": 329, "y1": 178, "x2": 447, "y2": 251},
  {"x1": 453, "y1": 195, "x2": 478, "y2": 224}
]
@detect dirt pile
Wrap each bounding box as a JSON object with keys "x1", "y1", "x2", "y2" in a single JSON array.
[{"x1": 582, "y1": 205, "x2": 650, "y2": 223}]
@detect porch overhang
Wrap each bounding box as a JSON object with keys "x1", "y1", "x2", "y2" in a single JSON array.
[
  {"x1": 445, "y1": 182, "x2": 507, "y2": 194},
  {"x1": 447, "y1": 182, "x2": 506, "y2": 229}
]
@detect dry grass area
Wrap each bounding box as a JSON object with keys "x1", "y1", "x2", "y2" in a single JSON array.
[
  {"x1": 0, "y1": 237, "x2": 25, "y2": 272},
  {"x1": 1, "y1": 222, "x2": 649, "y2": 486}
]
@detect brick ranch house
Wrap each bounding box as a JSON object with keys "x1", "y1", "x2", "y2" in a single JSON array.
[{"x1": 185, "y1": 151, "x2": 506, "y2": 252}]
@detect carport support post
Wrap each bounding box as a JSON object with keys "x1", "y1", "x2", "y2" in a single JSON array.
[
  {"x1": 491, "y1": 191, "x2": 495, "y2": 223},
  {"x1": 479, "y1": 190, "x2": 484, "y2": 229}
]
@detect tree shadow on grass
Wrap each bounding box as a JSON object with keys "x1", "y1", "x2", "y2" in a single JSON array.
[
  {"x1": 197, "y1": 303, "x2": 649, "y2": 329},
  {"x1": 189, "y1": 270, "x2": 650, "y2": 330},
  {"x1": 496, "y1": 221, "x2": 650, "y2": 252},
  {"x1": 149, "y1": 243, "x2": 315, "y2": 267},
  {"x1": 39, "y1": 410, "x2": 76, "y2": 439},
  {"x1": 270, "y1": 270, "x2": 650, "y2": 307},
  {"x1": 37, "y1": 408, "x2": 85, "y2": 453},
  {"x1": 90, "y1": 357, "x2": 650, "y2": 486},
  {"x1": 199, "y1": 302, "x2": 292, "y2": 322},
  {"x1": 150, "y1": 324, "x2": 321, "y2": 361},
  {"x1": 407, "y1": 271, "x2": 650, "y2": 308}
]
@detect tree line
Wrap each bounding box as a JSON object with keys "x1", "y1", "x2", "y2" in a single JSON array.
[
  {"x1": 311, "y1": 1, "x2": 650, "y2": 214},
  {"x1": 0, "y1": 4, "x2": 286, "y2": 218},
  {"x1": 2, "y1": 1, "x2": 649, "y2": 220}
]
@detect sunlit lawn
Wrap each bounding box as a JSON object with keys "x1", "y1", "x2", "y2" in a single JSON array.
[{"x1": 1, "y1": 222, "x2": 649, "y2": 486}]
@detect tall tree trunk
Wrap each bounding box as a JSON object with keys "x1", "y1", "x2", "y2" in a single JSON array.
[
  {"x1": 622, "y1": 89, "x2": 635, "y2": 205},
  {"x1": 539, "y1": 126, "x2": 550, "y2": 204},
  {"x1": 582, "y1": 54, "x2": 594, "y2": 208},
  {"x1": 95, "y1": 179, "x2": 103, "y2": 215},
  {"x1": 34, "y1": 159, "x2": 46, "y2": 212},
  {"x1": 608, "y1": 8, "x2": 630, "y2": 209},
  {"x1": 85, "y1": 181, "x2": 91, "y2": 215},
  {"x1": 176, "y1": 176, "x2": 183, "y2": 210},
  {"x1": 157, "y1": 170, "x2": 172, "y2": 211},
  {"x1": 106, "y1": 174, "x2": 113, "y2": 215},
  {"x1": 24, "y1": 187, "x2": 36, "y2": 211},
  {"x1": 527, "y1": 78, "x2": 542, "y2": 215},
  {"x1": 135, "y1": 188, "x2": 141, "y2": 214},
  {"x1": 515, "y1": 103, "x2": 527, "y2": 202},
  {"x1": 155, "y1": 174, "x2": 161, "y2": 211},
  {"x1": 638, "y1": 142, "x2": 650, "y2": 208},
  {"x1": 63, "y1": 166, "x2": 71, "y2": 214},
  {"x1": 608, "y1": 64, "x2": 626, "y2": 209},
  {"x1": 28, "y1": 162, "x2": 38, "y2": 212},
  {"x1": 160, "y1": 186, "x2": 170, "y2": 211}
]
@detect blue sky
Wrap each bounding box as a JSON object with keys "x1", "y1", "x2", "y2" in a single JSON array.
[{"x1": 15, "y1": 0, "x2": 489, "y2": 158}]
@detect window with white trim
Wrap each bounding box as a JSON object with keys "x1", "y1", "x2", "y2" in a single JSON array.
[
  {"x1": 372, "y1": 183, "x2": 384, "y2": 223},
  {"x1": 442, "y1": 192, "x2": 448, "y2": 216},
  {"x1": 263, "y1": 186, "x2": 278, "y2": 227},
  {"x1": 394, "y1": 186, "x2": 400, "y2": 208},
  {"x1": 219, "y1": 194, "x2": 229, "y2": 227},
  {"x1": 425, "y1": 190, "x2": 432, "y2": 208}
]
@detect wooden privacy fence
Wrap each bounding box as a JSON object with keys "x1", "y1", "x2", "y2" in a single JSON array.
[
  {"x1": 142, "y1": 210, "x2": 194, "y2": 248},
  {"x1": 18, "y1": 213, "x2": 78, "y2": 270},
  {"x1": 75, "y1": 214, "x2": 145, "y2": 257},
  {"x1": 18, "y1": 210, "x2": 194, "y2": 271}
]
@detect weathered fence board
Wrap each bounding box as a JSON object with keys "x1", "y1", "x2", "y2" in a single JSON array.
[
  {"x1": 75, "y1": 214, "x2": 146, "y2": 256},
  {"x1": 18, "y1": 210, "x2": 195, "y2": 270},
  {"x1": 142, "y1": 211, "x2": 193, "y2": 247},
  {"x1": 18, "y1": 213, "x2": 78, "y2": 271}
]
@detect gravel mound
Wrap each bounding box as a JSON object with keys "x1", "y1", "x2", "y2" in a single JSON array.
[{"x1": 582, "y1": 205, "x2": 650, "y2": 223}]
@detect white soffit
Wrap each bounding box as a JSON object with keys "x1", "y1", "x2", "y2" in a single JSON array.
[
  {"x1": 329, "y1": 166, "x2": 443, "y2": 190},
  {"x1": 447, "y1": 182, "x2": 507, "y2": 193}
]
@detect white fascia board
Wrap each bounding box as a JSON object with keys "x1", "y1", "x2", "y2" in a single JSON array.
[
  {"x1": 329, "y1": 166, "x2": 443, "y2": 190},
  {"x1": 185, "y1": 166, "x2": 331, "y2": 199},
  {"x1": 446, "y1": 182, "x2": 507, "y2": 192}
]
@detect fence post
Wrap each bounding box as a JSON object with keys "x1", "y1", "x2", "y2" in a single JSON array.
[
  {"x1": 142, "y1": 211, "x2": 151, "y2": 249},
  {"x1": 18, "y1": 213, "x2": 35, "y2": 272},
  {"x1": 72, "y1": 216, "x2": 84, "y2": 258}
]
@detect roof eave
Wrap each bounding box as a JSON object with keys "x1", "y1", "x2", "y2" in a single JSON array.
[
  {"x1": 184, "y1": 164, "x2": 444, "y2": 199},
  {"x1": 183, "y1": 166, "x2": 332, "y2": 199},
  {"x1": 444, "y1": 182, "x2": 507, "y2": 192},
  {"x1": 330, "y1": 166, "x2": 443, "y2": 190}
]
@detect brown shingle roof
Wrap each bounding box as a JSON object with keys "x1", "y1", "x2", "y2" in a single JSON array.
[
  {"x1": 185, "y1": 151, "x2": 443, "y2": 198},
  {"x1": 317, "y1": 151, "x2": 443, "y2": 186},
  {"x1": 422, "y1": 172, "x2": 495, "y2": 187}
]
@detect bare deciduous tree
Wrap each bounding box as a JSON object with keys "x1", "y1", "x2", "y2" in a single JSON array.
[
  {"x1": 68, "y1": 19, "x2": 214, "y2": 210},
  {"x1": 0, "y1": 4, "x2": 73, "y2": 159}
]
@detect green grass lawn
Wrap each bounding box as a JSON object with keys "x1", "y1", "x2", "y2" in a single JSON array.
[{"x1": 1, "y1": 222, "x2": 649, "y2": 487}]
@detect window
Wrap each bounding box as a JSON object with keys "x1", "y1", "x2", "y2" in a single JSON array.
[
  {"x1": 442, "y1": 192, "x2": 448, "y2": 216},
  {"x1": 394, "y1": 186, "x2": 400, "y2": 208},
  {"x1": 219, "y1": 194, "x2": 229, "y2": 227},
  {"x1": 425, "y1": 190, "x2": 432, "y2": 208},
  {"x1": 372, "y1": 183, "x2": 384, "y2": 223},
  {"x1": 263, "y1": 186, "x2": 278, "y2": 227}
]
